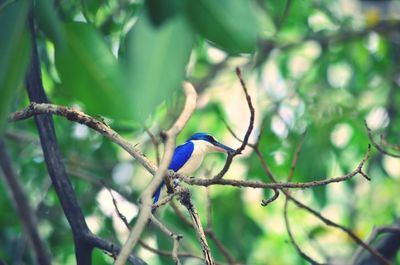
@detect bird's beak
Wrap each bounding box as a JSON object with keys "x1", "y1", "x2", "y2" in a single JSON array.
[{"x1": 213, "y1": 141, "x2": 236, "y2": 155}]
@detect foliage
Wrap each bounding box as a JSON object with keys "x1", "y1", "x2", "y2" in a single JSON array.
[{"x1": 1, "y1": 0, "x2": 400, "y2": 264}]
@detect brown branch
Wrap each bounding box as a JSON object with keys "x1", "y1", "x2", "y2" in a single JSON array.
[
  {"x1": 380, "y1": 135, "x2": 400, "y2": 151},
  {"x1": 351, "y1": 225, "x2": 400, "y2": 264},
  {"x1": 287, "y1": 131, "x2": 307, "y2": 182},
  {"x1": 152, "y1": 193, "x2": 176, "y2": 211},
  {"x1": 10, "y1": 102, "x2": 158, "y2": 174},
  {"x1": 138, "y1": 240, "x2": 229, "y2": 265},
  {"x1": 284, "y1": 199, "x2": 324, "y2": 265},
  {"x1": 261, "y1": 189, "x2": 280, "y2": 207},
  {"x1": 0, "y1": 139, "x2": 52, "y2": 265},
  {"x1": 181, "y1": 158, "x2": 369, "y2": 189},
  {"x1": 178, "y1": 188, "x2": 215, "y2": 265},
  {"x1": 287, "y1": 193, "x2": 391, "y2": 265},
  {"x1": 145, "y1": 128, "x2": 161, "y2": 165},
  {"x1": 106, "y1": 182, "x2": 186, "y2": 265},
  {"x1": 205, "y1": 188, "x2": 239, "y2": 264},
  {"x1": 170, "y1": 200, "x2": 193, "y2": 226},
  {"x1": 282, "y1": 134, "x2": 325, "y2": 265},
  {"x1": 115, "y1": 82, "x2": 197, "y2": 265},
  {"x1": 365, "y1": 120, "x2": 400, "y2": 158},
  {"x1": 213, "y1": 67, "x2": 255, "y2": 180}
]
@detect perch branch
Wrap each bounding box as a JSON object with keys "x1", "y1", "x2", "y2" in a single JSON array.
[
  {"x1": 115, "y1": 82, "x2": 197, "y2": 265},
  {"x1": 178, "y1": 188, "x2": 215, "y2": 265}
]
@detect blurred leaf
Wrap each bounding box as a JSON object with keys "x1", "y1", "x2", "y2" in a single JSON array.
[
  {"x1": 184, "y1": 0, "x2": 260, "y2": 54},
  {"x1": 0, "y1": 0, "x2": 31, "y2": 132},
  {"x1": 55, "y1": 22, "x2": 133, "y2": 119},
  {"x1": 123, "y1": 13, "x2": 193, "y2": 121},
  {"x1": 145, "y1": 0, "x2": 183, "y2": 26},
  {"x1": 81, "y1": 0, "x2": 105, "y2": 19},
  {"x1": 34, "y1": 0, "x2": 65, "y2": 46}
]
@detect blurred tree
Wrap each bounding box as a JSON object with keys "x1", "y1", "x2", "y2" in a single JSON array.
[{"x1": 1, "y1": 0, "x2": 400, "y2": 264}]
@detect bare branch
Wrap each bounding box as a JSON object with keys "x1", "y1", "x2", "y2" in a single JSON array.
[
  {"x1": 181, "y1": 159, "x2": 369, "y2": 189},
  {"x1": 380, "y1": 135, "x2": 400, "y2": 151},
  {"x1": 261, "y1": 189, "x2": 280, "y2": 207},
  {"x1": 10, "y1": 102, "x2": 158, "y2": 174},
  {"x1": 205, "y1": 188, "x2": 239, "y2": 264},
  {"x1": 115, "y1": 82, "x2": 197, "y2": 265},
  {"x1": 0, "y1": 139, "x2": 52, "y2": 265},
  {"x1": 178, "y1": 189, "x2": 215, "y2": 265},
  {"x1": 145, "y1": 128, "x2": 161, "y2": 165},
  {"x1": 365, "y1": 120, "x2": 400, "y2": 158},
  {"x1": 287, "y1": 193, "x2": 391, "y2": 265},
  {"x1": 287, "y1": 131, "x2": 307, "y2": 182},
  {"x1": 213, "y1": 67, "x2": 255, "y2": 180},
  {"x1": 351, "y1": 225, "x2": 400, "y2": 264},
  {"x1": 170, "y1": 200, "x2": 193, "y2": 226},
  {"x1": 284, "y1": 199, "x2": 324, "y2": 265}
]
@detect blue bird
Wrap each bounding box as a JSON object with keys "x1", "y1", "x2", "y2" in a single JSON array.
[{"x1": 153, "y1": 132, "x2": 235, "y2": 204}]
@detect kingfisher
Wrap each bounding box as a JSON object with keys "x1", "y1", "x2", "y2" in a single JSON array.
[{"x1": 153, "y1": 132, "x2": 235, "y2": 204}]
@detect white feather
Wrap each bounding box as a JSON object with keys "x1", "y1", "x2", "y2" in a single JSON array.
[{"x1": 177, "y1": 140, "x2": 214, "y2": 176}]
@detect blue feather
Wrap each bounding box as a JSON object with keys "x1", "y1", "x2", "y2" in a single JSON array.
[{"x1": 153, "y1": 141, "x2": 194, "y2": 204}]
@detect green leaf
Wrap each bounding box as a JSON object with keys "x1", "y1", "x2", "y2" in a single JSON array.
[
  {"x1": 184, "y1": 0, "x2": 259, "y2": 54},
  {"x1": 55, "y1": 22, "x2": 132, "y2": 119},
  {"x1": 0, "y1": 0, "x2": 31, "y2": 132},
  {"x1": 34, "y1": 0, "x2": 65, "y2": 46},
  {"x1": 123, "y1": 13, "x2": 193, "y2": 121},
  {"x1": 145, "y1": 0, "x2": 183, "y2": 26}
]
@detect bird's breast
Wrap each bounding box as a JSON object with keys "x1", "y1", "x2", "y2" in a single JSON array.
[{"x1": 176, "y1": 143, "x2": 207, "y2": 176}]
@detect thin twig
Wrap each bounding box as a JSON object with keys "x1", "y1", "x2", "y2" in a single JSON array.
[
  {"x1": 284, "y1": 199, "x2": 324, "y2": 265},
  {"x1": 213, "y1": 67, "x2": 255, "y2": 180},
  {"x1": 106, "y1": 180, "x2": 184, "y2": 265},
  {"x1": 287, "y1": 193, "x2": 391, "y2": 265},
  {"x1": 261, "y1": 189, "x2": 280, "y2": 207},
  {"x1": 0, "y1": 139, "x2": 52, "y2": 265},
  {"x1": 282, "y1": 134, "x2": 324, "y2": 265},
  {"x1": 170, "y1": 200, "x2": 193, "y2": 226},
  {"x1": 138, "y1": 240, "x2": 228, "y2": 265},
  {"x1": 178, "y1": 188, "x2": 215, "y2": 265},
  {"x1": 365, "y1": 120, "x2": 400, "y2": 158},
  {"x1": 205, "y1": 188, "x2": 238, "y2": 264},
  {"x1": 287, "y1": 131, "x2": 307, "y2": 182},
  {"x1": 276, "y1": 0, "x2": 293, "y2": 32},
  {"x1": 145, "y1": 128, "x2": 161, "y2": 165},
  {"x1": 380, "y1": 135, "x2": 400, "y2": 151},
  {"x1": 351, "y1": 225, "x2": 400, "y2": 264}
]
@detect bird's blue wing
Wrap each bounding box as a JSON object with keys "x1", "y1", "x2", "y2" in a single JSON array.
[
  {"x1": 153, "y1": 141, "x2": 194, "y2": 204},
  {"x1": 168, "y1": 141, "x2": 194, "y2": 171}
]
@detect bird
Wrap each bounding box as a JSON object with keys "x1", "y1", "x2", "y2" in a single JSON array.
[{"x1": 153, "y1": 132, "x2": 235, "y2": 204}]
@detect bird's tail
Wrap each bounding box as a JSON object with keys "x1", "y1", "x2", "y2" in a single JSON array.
[{"x1": 152, "y1": 181, "x2": 164, "y2": 204}]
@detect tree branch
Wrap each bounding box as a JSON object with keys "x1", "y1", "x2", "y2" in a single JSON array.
[
  {"x1": 178, "y1": 188, "x2": 215, "y2": 265},
  {"x1": 0, "y1": 139, "x2": 52, "y2": 265},
  {"x1": 25, "y1": 15, "x2": 146, "y2": 265},
  {"x1": 114, "y1": 82, "x2": 197, "y2": 265},
  {"x1": 365, "y1": 120, "x2": 400, "y2": 158},
  {"x1": 213, "y1": 67, "x2": 255, "y2": 180}
]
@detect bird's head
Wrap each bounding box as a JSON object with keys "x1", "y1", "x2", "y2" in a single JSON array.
[{"x1": 187, "y1": 133, "x2": 235, "y2": 155}]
